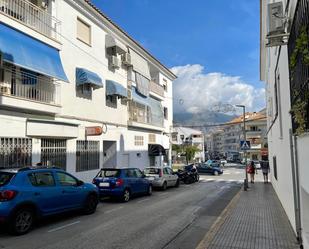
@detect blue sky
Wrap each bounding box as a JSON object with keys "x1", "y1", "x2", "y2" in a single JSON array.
[{"x1": 92, "y1": 0, "x2": 265, "y2": 113}]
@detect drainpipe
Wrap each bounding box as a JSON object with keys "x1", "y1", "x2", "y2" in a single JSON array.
[{"x1": 289, "y1": 129, "x2": 303, "y2": 247}]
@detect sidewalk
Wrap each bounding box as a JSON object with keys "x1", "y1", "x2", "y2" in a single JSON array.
[{"x1": 197, "y1": 181, "x2": 300, "y2": 249}]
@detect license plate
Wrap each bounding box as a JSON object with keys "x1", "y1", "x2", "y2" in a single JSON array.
[
  {"x1": 148, "y1": 177, "x2": 155, "y2": 181},
  {"x1": 99, "y1": 182, "x2": 110, "y2": 187}
]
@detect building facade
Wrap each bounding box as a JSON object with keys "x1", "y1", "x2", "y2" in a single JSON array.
[
  {"x1": 172, "y1": 127, "x2": 205, "y2": 163},
  {"x1": 0, "y1": 0, "x2": 176, "y2": 182},
  {"x1": 260, "y1": 0, "x2": 309, "y2": 247}
]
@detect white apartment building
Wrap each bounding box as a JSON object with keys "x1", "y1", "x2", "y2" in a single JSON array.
[
  {"x1": 261, "y1": 0, "x2": 308, "y2": 247},
  {"x1": 0, "y1": 0, "x2": 176, "y2": 182},
  {"x1": 172, "y1": 127, "x2": 205, "y2": 163}
]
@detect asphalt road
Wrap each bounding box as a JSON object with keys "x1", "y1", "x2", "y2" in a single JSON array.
[{"x1": 0, "y1": 167, "x2": 247, "y2": 249}]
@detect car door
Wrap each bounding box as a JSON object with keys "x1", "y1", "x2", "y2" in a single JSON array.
[
  {"x1": 125, "y1": 169, "x2": 138, "y2": 194},
  {"x1": 134, "y1": 169, "x2": 148, "y2": 193},
  {"x1": 55, "y1": 171, "x2": 84, "y2": 210},
  {"x1": 27, "y1": 171, "x2": 63, "y2": 215},
  {"x1": 166, "y1": 168, "x2": 177, "y2": 185},
  {"x1": 198, "y1": 164, "x2": 207, "y2": 173}
]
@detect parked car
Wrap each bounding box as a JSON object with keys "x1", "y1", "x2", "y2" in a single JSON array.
[
  {"x1": 205, "y1": 159, "x2": 221, "y2": 168},
  {"x1": 177, "y1": 164, "x2": 199, "y2": 184},
  {"x1": 144, "y1": 167, "x2": 179, "y2": 190},
  {"x1": 0, "y1": 167, "x2": 99, "y2": 235},
  {"x1": 197, "y1": 163, "x2": 223, "y2": 176},
  {"x1": 92, "y1": 168, "x2": 152, "y2": 202}
]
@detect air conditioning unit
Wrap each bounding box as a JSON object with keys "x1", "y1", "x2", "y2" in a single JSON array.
[
  {"x1": 110, "y1": 55, "x2": 121, "y2": 69},
  {"x1": 267, "y1": 2, "x2": 285, "y2": 35},
  {"x1": 122, "y1": 53, "x2": 132, "y2": 66}
]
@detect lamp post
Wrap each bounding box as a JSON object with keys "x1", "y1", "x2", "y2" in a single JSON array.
[{"x1": 236, "y1": 105, "x2": 249, "y2": 191}]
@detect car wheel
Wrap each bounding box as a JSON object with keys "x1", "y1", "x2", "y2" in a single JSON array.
[
  {"x1": 214, "y1": 171, "x2": 219, "y2": 176},
  {"x1": 147, "y1": 185, "x2": 152, "y2": 196},
  {"x1": 9, "y1": 208, "x2": 34, "y2": 235},
  {"x1": 122, "y1": 189, "x2": 130, "y2": 202},
  {"x1": 175, "y1": 179, "x2": 180, "y2": 188},
  {"x1": 162, "y1": 181, "x2": 167, "y2": 191},
  {"x1": 83, "y1": 194, "x2": 98, "y2": 215}
]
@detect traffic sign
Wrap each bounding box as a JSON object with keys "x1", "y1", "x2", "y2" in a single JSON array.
[{"x1": 240, "y1": 140, "x2": 251, "y2": 150}]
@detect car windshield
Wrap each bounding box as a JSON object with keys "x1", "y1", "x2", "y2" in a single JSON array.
[
  {"x1": 97, "y1": 169, "x2": 121, "y2": 178},
  {"x1": 0, "y1": 172, "x2": 15, "y2": 186},
  {"x1": 144, "y1": 168, "x2": 160, "y2": 174}
]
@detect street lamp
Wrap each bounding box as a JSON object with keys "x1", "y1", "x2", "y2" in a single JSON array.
[{"x1": 235, "y1": 105, "x2": 249, "y2": 191}]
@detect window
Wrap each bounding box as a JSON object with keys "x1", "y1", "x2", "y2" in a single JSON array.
[
  {"x1": 106, "y1": 94, "x2": 117, "y2": 108},
  {"x1": 134, "y1": 169, "x2": 143, "y2": 178},
  {"x1": 163, "y1": 79, "x2": 167, "y2": 92},
  {"x1": 56, "y1": 172, "x2": 78, "y2": 186},
  {"x1": 28, "y1": 172, "x2": 55, "y2": 187},
  {"x1": 172, "y1": 134, "x2": 177, "y2": 142},
  {"x1": 134, "y1": 136, "x2": 144, "y2": 146},
  {"x1": 41, "y1": 139, "x2": 66, "y2": 170},
  {"x1": 125, "y1": 169, "x2": 135, "y2": 178},
  {"x1": 0, "y1": 172, "x2": 15, "y2": 186},
  {"x1": 180, "y1": 135, "x2": 185, "y2": 141},
  {"x1": 97, "y1": 169, "x2": 121, "y2": 178},
  {"x1": 76, "y1": 141, "x2": 100, "y2": 172},
  {"x1": 149, "y1": 134, "x2": 156, "y2": 144},
  {"x1": 77, "y1": 18, "x2": 91, "y2": 45},
  {"x1": 21, "y1": 68, "x2": 38, "y2": 85},
  {"x1": 76, "y1": 84, "x2": 92, "y2": 99},
  {"x1": 164, "y1": 107, "x2": 168, "y2": 120},
  {"x1": 0, "y1": 137, "x2": 32, "y2": 169}
]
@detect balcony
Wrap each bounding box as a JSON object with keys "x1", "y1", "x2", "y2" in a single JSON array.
[
  {"x1": 0, "y1": 0, "x2": 61, "y2": 41},
  {"x1": 149, "y1": 81, "x2": 164, "y2": 98},
  {"x1": 0, "y1": 66, "x2": 61, "y2": 113},
  {"x1": 128, "y1": 101, "x2": 164, "y2": 130}
]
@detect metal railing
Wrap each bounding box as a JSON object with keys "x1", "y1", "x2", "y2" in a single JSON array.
[
  {"x1": 150, "y1": 81, "x2": 164, "y2": 97},
  {"x1": 288, "y1": 0, "x2": 309, "y2": 133},
  {"x1": 0, "y1": 0, "x2": 61, "y2": 40},
  {"x1": 0, "y1": 66, "x2": 61, "y2": 105}
]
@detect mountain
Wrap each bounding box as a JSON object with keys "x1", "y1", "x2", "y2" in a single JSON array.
[{"x1": 173, "y1": 110, "x2": 236, "y2": 128}]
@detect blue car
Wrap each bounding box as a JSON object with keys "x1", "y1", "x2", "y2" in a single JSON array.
[
  {"x1": 197, "y1": 163, "x2": 223, "y2": 176},
  {"x1": 92, "y1": 168, "x2": 152, "y2": 202},
  {"x1": 0, "y1": 167, "x2": 99, "y2": 235}
]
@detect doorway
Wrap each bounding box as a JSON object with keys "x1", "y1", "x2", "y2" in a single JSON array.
[{"x1": 103, "y1": 141, "x2": 117, "y2": 168}]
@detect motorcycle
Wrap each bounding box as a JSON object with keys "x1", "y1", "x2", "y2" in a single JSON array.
[{"x1": 177, "y1": 164, "x2": 200, "y2": 184}]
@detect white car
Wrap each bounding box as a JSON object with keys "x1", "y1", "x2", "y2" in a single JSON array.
[{"x1": 144, "y1": 167, "x2": 179, "y2": 190}]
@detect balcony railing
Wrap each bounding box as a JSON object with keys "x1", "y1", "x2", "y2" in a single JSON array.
[
  {"x1": 150, "y1": 81, "x2": 164, "y2": 97},
  {"x1": 0, "y1": 0, "x2": 61, "y2": 40},
  {"x1": 0, "y1": 66, "x2": 60, "y2": 105}
]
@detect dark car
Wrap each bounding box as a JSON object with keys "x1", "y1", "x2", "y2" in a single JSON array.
[
  {"x1": 0, "y1": 167, "x2": 99, "y2": 235},
  {"x1": 92, "y1": 168, "x2": 152, "y2": 202},
  {"x1": 197, "y1": 163, "x2": 223, "y2": 176}
]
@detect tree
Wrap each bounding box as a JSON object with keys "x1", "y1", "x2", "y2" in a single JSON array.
[
  {"x1": 184, "y1": 145, "x2": 200, "y2": 164},
  {"x1": 172, "y1": 144, "x2": 183, "y2": 155}
]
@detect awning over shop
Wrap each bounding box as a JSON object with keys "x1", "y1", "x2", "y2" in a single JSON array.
[
  {"x1": 148, "y1": 144, "x2": 166, "y2": 156},
  {"x1": 132, "y1": 86, "x2": 149, "y2": 106},
  {"x1": 105, "y1": 34, "x2": 127, "y2": 54},
  {"x1": 106, "y1": 80, "x2": 127, "y2": 98},
  {"x1": 0, "y1": 23, "x2": 68, "y2": 82},
  {"x1": 76, "y1": 67, "x2": 103, "y2": 89}
]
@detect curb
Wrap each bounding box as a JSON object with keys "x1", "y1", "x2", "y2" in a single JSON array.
[{"x1": 195, "y1": 187, "x2": 242, "y2": 249}]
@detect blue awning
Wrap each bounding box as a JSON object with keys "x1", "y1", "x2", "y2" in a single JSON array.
[
  {"x1": 0, "y1": 23, "x2": 68, "y2": 82},
  {"x1": 106, "y1": 80, "x2": 127, "y2": 98},
  {"x1": 76, "y1": 68, "x2": 103, "y2": 89},
  {"x1": 132, "y1": 87, "x2": 149, "y2": 106}
]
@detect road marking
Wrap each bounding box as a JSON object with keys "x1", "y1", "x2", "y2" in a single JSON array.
[
  {"x1": 48, "y1": 221, "x2": 80, "y2": 233},
  {"x1": 104, "y1": 206, "x2": 124, "y2": 214}
]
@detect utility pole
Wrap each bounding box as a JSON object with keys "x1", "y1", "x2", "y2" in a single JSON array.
[{"x1": 236, "y1": 105, "x2": 249, "y2": 191}]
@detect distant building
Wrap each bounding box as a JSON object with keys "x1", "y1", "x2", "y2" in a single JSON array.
[{"x1": 172, "y1": 127, "x2": 205, "y2": 163}]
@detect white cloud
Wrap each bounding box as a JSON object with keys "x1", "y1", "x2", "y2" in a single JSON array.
[{"x1": 170, "y1": 64, "x2": 265, "y2": 114}]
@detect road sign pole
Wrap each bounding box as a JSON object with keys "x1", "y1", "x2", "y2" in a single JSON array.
[{"x1": 236, "y1": 105, "x2": 248, "y2": 191}]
